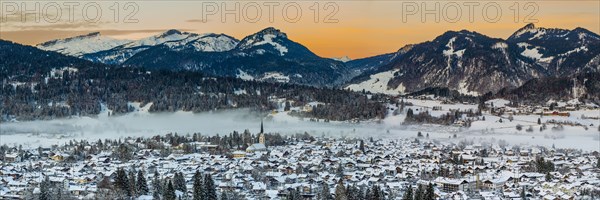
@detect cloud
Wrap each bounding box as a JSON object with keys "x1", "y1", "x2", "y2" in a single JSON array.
[
  {"x1": 1, "y1": 8, "x2": 113, "y2": 31},
  {"x1": 186, "y1": 19, "x2": 210, "y2": 23},
  {"x1": 0, "y1": 29, "x2": 192, "y2": 45},
  {"x1": 10, "y1": 21, "x2": 107, "y2": 30}
]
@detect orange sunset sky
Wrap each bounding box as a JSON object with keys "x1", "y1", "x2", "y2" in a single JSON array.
[{"x1": 1, "y1": 0, "x2": 599, "y2": 59}]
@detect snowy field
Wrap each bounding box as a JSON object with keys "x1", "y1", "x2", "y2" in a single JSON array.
[{"x1": 1, "y1": 100, "x2": 599, "y2": 151}]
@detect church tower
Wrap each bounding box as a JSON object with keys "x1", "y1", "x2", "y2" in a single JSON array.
[
  {"x1": 259, "y1": 120, "x2": 265, "y2": 144},
  {"x1": 259, "y1": 132, "x2": 265, "y2": 144}
]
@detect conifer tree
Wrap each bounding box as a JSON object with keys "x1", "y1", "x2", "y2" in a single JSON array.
[
  {"x1": 347, "y1": 184, "x2": 360, "y2": 200},
  {"x1": 220, "y1": 191, "x2": 228, "y2": 200},
  {"x1": 372, "y1": 184, "x2": 382, "y2": 200},
  {"x1": 193, "y1": 170, "x2": 204, "y2": 200},
  {"x1": 414, "y1": 185, "x2": 423, "y2": 200},
  {"x1": 320, "y1": 181, "x2": 332, "y2": 200},
  {"x1": 97, "y1": 176, "x2": 113, "y2": 190},
  {"x1": 288, "y1": 188, "x2": 301, "y2": 200},
  {"x1": 424, "y1": 183, "x2": 435, "y2": 200},
  {"x1": 137, "y1": 170, "x2": 149, "y2": 195},
  {"x1": 55, "y1": 183, "x2": 66, "y2": 200},
  {"x1": 163, "y1": 180, "x2": 176, "y2": 200},
  {"x1": 336, "y1": 163, "x2": 344, "y2": 178},
  {"x1": 39, "y1": 176, "x2": 52, "y2": 200},
  {"x1": 334, "y1": 180, "x2": 347, "y2": 200},
  {"x1": 114, "y1": 168, "x2": 131, "y2": 196},
  {"x1": 545, "y1": 172, "x2": 553, "y2": 181},
  {"x1": 204, "y1": 174, "x2": 217, "y2": 200},
  {"x1": 174, "y1": 172, "x2": 187, "y2": 193},
  {"x1": 406, "y1": 108, "x2": 414, "y2": 119},
  {"x1": 152, "y1": 171, "x2": 163, "y2": 199},
  {"x1": 402, "y1": 185, "x2": 413, "y2": 200},
  {"x1": 129, "y1": 169, "x2": 138, "y2": 196},
  {"x1": 365, "y1": 188, "x2": 372, "y2": 200}
]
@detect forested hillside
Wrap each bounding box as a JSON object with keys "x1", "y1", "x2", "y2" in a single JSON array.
[{"x1": 1, "y1": 40, "x2": 386, "y2": 122}]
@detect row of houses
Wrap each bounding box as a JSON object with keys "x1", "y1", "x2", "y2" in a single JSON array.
[{"x1": 1, "y1": 134, "x2": 599, "y2": 199}]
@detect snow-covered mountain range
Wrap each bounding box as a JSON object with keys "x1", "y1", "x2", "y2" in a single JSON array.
[
  {"x1": 34, "y1": 24, "x2": 600, "y2": 94},
  {"x1": 35, "y1": 27, "x2": 349, "y2": 87},
  {"x1": 37, "y1": 30, "x2": 239, "y2": 65},
  {"x1": 121, "y1": 27, "x2": 349, "y2": 87},
  {"x1": 346, "y1": 23, "x2": 600, "y2": 95}
]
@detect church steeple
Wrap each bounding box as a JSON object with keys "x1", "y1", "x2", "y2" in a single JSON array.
[
  {"x1": 259, "y1": 119, "x2": 265, "y2": 145},
  {"x1": 260, "y1": 119, "x2": 264, "y2": 134}
]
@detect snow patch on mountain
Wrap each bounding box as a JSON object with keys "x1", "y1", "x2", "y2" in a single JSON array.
[
  {"x1": 127, "y1": 102, "x2": 153, "y2": 114},
  {"x1": 9, "y1": 82, "x2": 26, "y2": 90},
  {"x1": 50, "y1": 67, "x2": 78, "y2": 78},
  {"x1": 457, "y1": 81, "x2": 479, "y2": 96},
  {"x1": 443, "y1": 37, "x2": 466, "y2": 58},
  {"x1": 236, "y1": 69, "x2": 255, "y2": 81},
  {"x1": 125, "y1": 30, "x2": 192, "y2": 48},
  {"x1": 189, "y1": 35, "x2": 238, "y2": 52},
  {"x1": 253, "y1": 34, "x2": 288, "y2": 56},
  {"x1": 233, "y1": 89, "x2": 247, "y2": 95},
  {"x1": 559, "y1": 46, "x2": 589, "y2": 56},
  {"x1": 332, "y1": 56, "x2": 352, "y2": 62},
  {"x1": 164, "y1": 34, "x2": 238, "y2": 52},
  {"x1": 517, "y1": 43, "x2": 554, "y2": 63},
  {"x1": 37, "y1": 33, "x2": 131, "y2": 57},
  {"x1": 492, "y1": 42, "x2": 508, "y2": 49},
  {"x1": 345, "y1": 70, "x2": 404, "y2": 95},
  {"x1": 260, "y1": 72, "x2": 289, "y2": 83}
]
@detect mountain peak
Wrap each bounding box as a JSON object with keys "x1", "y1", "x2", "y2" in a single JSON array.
[
  {"x1": 83, "y1": 32, "x2": 101, "y2": 37},
  {"x1": 159, "y1": 29, "x2": 184, "y2": 37},
  {"x1": 332, "y1": 56, "x2": 351, "y2": 62},
  {"x1": 255, "y1": 27, "x2": 287, "y2": 38},
  {"x1": 236, "y1": 27, "x2": 292, "y2": 55},
  {"x1": 508, "y1": 23, "x2": 539, "y2": 40},
  {"x1": 522, "y1": 23, "x2": 536, "y2": 30},
  {"x1": 440, "y1": 29, "x2": 481, "y2": 38},
  {"x1": 397, "y1": 44, "x2": 414, "y2": 54},
  {"x1": 38, "y1": 32, "x2": 102, "y2": 46}
]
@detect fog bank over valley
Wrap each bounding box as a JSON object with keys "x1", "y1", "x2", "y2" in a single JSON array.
[{"x1": 1, "y1": 108, "x2": 598, "y2": 151}]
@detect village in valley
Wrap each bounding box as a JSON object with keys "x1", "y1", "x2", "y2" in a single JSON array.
[
  {"x1": 1, "y1": 94, "x2": 600, "y2": 200},
  {"x1": 1, "y1": 77, "x2": 600, "y2": 200}
]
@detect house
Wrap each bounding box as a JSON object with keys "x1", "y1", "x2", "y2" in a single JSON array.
[
  {"x1": 246, "y1": 143, "x2": 267, "y2": 153},
  {"x1": 435, "y1": 177, "x2": 470, "y2": 193},
  {"x1": 51, "y1": 154, "x2": 65, "y2": 162},
  {"x1": 4, "y1": 154, "x2": 20, "y2": 163},
  {"x1": 232, "y1": 151, "x2": 246, "y2": 159}
]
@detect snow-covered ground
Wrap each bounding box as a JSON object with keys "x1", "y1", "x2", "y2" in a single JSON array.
[
  {"x1": 2, "y1": 100, "x2": 599, "y2": 151},
  {"x1": 345, "y1": 70, "x2": 405, "y2": 95},
  {"x1": 259, "y1": 72, "x2": 290, "y2": 83},
  {"x1": 236, "y1": 69, "x2": 255, "y2": 81}
]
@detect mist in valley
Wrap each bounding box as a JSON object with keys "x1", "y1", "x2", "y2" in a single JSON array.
[{"x1": 0, "y1": 109, "x2": 598, "y2": 151}]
